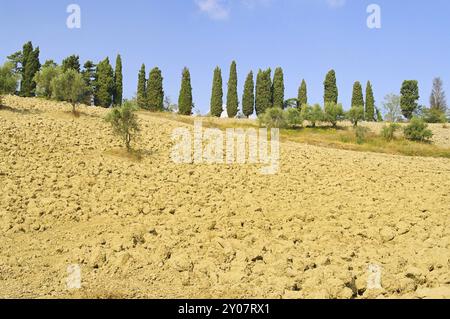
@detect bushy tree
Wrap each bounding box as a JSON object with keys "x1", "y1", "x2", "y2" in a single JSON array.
[
  {"x1": 34, "y1": 64, "x2": 60, "y2": 98},
  {"x1": 42, "y1": 60, "x2": 57, "y2": 68},
  {"x1": 347, "y1": 106, "x2": 365, "y2": 127},
  {"x1": 255, "y1": 69, "x2": 272, "y2": 116},
  {"x1": 0, "y1": 62, "x2": 18, "y2": 105},
  {"x1": 242, "y1": 71, "x2": 255, "y2": 118},
  {"x1": 283, "y1": 98, "x2": 298, "y2": 109},
  {"x1": 137, "y1": 64, "x2": 147, "y2": 109},
  {"x1": 400, "y1": 80, "x2": 420, "y2": 120},
  {"x1": 381, "y1": 123, "x2": 401, "y2": 141},
  {"x1": 272, "y1": 67, "x2": 285, "y2": 109},
  {"x1": 365, "y1": 81, "x2": 375, "y2": 121},
  {"x1": 376, "y1": 107, "x2": 383, "y2": 122},
  {"x1": 105, "y1": 101, "x2": 140, "y2": 151},
  {"x1": 324, "y1": 69, "x2": 338, "y2": 104},
  {"x1": 301, "y1": 104, "x2": 324, "y2": 127},
  {"x1": 146, "y1": 67, "x2": 164, "y2": 111},
  {"x1": 382, "y1": 93, "x2": 402, "y2": 122},
  {"x1": 6, "y1": 51, "x2": 23, "y2": 75},
  {"x1": 62, "y1": 55, "x2": 81, "y2": 73},
  {"x1": 259, "y1": 107, "x2": 287, "y2": 128},
  {"x1": 210, "y1": 66, "x2": 223, "y2": 117},
  {"x1": 403, "y1": 117, "x2": 433, "y2": 142},
  {"x1": 226, "y1": 61, "x2": 238, "y2": 118},
  {"x1": 423, "y1": 107, "x2": 447, "y2": 123},
  {"x1": 285, "y1": 107, "x2": 302, "y2": 128},
  {"x1": 324, "y1": 102, "x2": 344, "y2": 127},
  {"x1": 351, "y1": 81, "x2": 364, "y2": 109},
  {"x1": 51, "y1": 69, "x2": 87, "y2": 113},
  {"x1": 113, "y1": 54, "x2": 123, "y2": 106},
  {"x1": 178, "y1": 67, "x2": 193, "y2": 115},
  {"x1": 297, "y1": 79, "x2": 307, "y2": 109},
  {"x1": 430, "y1": 77, "x2": 447, "y2": 113},
  {"x1": 94, "y1": 58, "x2": 114, "y2": 107}
]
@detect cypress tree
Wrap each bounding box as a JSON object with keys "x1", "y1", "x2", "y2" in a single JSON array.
[
  {"x1": 25, "y1": 47, "x2": 40, "y2": 97},
  {"x1": 242, "y1": 71, "x2": 255, "y2": 118},
  {"x1": 324, "y1": 69, "x2": 338, "y2": 104},
  {"x1": 297, "y1": 79, "x2": 307, "y2": 109},
  {"x1": 272, "y1": 67, "x2": 285, "y2": 109},
  {"x1": 210, "y1": 66, "x2": 223, "y2": 117},
  {"x1": 400, "y1": 80, "x2": 420, "y2": 120},
  {"x1": 255, "y1": 69, "x2": 272, "y2": 116},
  {"x1": 19, "y1": 42, "x2": 33, "y2": 96},
  {"x1": 351, "y1": 81, "x2": 364, "y2": 107},
  {"x1": 62, "y1": 55, "x2": 81, "y2": 73},
  {"x1": 365, "y1": 81, "x2": 375, "y2": 121},
  {"x1": 20, "y1": 43, "x2": 40, "y2": 97},
  {"x1": 226, "y1": 61, "x2": 239, "y2": 118},
  {"x1": 137, "y1": 64, "x2": 147, "y2": 109},
  {"x1": 178, "y1": 67, "x2": 193, "y2": 115},
  {"x1": 113, "y1": 54, "x2": 123, "y2": 106},
  {"x1": 81, "y1": 60, "x2": 96, "y2": 105},
  {"x1": 93, "y1": 57, "x2": 114, "y2": 107},
  {"x1": 146, "y1": 67, "x2": 164, "y2": 111}
]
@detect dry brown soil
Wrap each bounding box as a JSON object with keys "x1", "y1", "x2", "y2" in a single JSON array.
[{"x1": 0, "y1": 96, "x2": 449, "y2": 299}]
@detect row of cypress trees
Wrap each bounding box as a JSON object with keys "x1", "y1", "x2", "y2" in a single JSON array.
[
  {"x1": 350, "y1": 80, "x2": 376, "y2": 121},
  {"x1": 207, "y1": 65, "x2": 378, "y2": 120},
  {"x1": 208, "y1": 64, "x2": 286, "y2": 117},
  {"x1": 133, "y1": 60, "x2": 378, "y2": 119},
  {"x1": 7, "y1": 43, "x2": 378, "y2": 120}
]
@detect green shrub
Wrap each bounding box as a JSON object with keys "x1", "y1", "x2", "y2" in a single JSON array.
[
  {"x1": 324, "y1": 102, "x2": 344, "y2": 127},
  {"x1": 34, "y1": 64, "x2": 61, "y2": 99},
  {"x1": 403, "y1": 117, "x2": 433, "y2": 142},
  {"x1": 301, "y1": 104, "x2": 324, "y2": 127},
  {"x1": 285, "y1": 107, "x2": 302, "y2": 128},
  {"x1": 381, "y1": 123, "x2": 401, "y2": 141},
  {"x1": 0, "y1": 62, "x2": 18, "y2": 105},
  {"x1": 423, "y1": 108, "x2": 447, "y2": 124},
  {"x1": 355, "y1": 126, "x2": 370, "y2": 144},
  {"x1": 51, "y1": 69, "x2": 87, "y2": 113},
  {"x1": 259, "y1": 107, "x2": 287, "y2": 128},
  {"x1": 347, "y1": 105, "x2": 365, "y2": 127},
  {"x1": 105, "y1": 101, "x2": 140, "y2": 151}
]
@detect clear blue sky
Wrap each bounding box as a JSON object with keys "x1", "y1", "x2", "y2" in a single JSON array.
[{"x1": 1, "y1": 0, "x2": 449, "y2": 114}]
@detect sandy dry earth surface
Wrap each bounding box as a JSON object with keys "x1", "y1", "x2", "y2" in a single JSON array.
[{"x1": 0, "y1": 96, "x2": 449, "y2": 299}]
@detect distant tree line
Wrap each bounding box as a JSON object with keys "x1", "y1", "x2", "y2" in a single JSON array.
[
  {"x1": 1, "y1": 41, "x2": 123, "y2": 112},
  {"x1": 1, "y1": 41, "x2": 448, "y2": 125}
]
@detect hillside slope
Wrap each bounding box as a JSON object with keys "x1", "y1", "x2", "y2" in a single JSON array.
[{"x1": 0, "y1": 96, "x2": 449, "y2": 299}]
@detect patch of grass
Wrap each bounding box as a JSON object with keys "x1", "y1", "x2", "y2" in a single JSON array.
[
  {"x1": 149, "y1": 112, "x2": 450, "y2": 159},
  {"x1": 285, "y1": 127, "x2": 450, "y2": 158}
]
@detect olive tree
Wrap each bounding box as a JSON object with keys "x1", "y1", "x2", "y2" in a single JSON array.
[
  {"x1": 51, "y1": 69, "x2": 87, "y2": 114},
  {"x1": 105, "y1": 101, "x2": 140, "y2": 151},
  {"x1": 324, "y1": 102, "x2": 344, "y2": 127},
  {"x1": 347, "y1": 106, "x2": 365, "y2": 127},
  {"x1": 34, "y1": 63, "x2": 60, "y2": 98},
  {"x1": 0, "y1": 62, "x2": 18, "y2": 106}
]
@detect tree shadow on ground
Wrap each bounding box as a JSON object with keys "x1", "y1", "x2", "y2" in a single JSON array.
[
  {"x1": 0, "y1": 105, "x2": 43, "y2": 115},
  {"x1": 104, "y1": 147, "x2": 155, "y2": 162}
]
